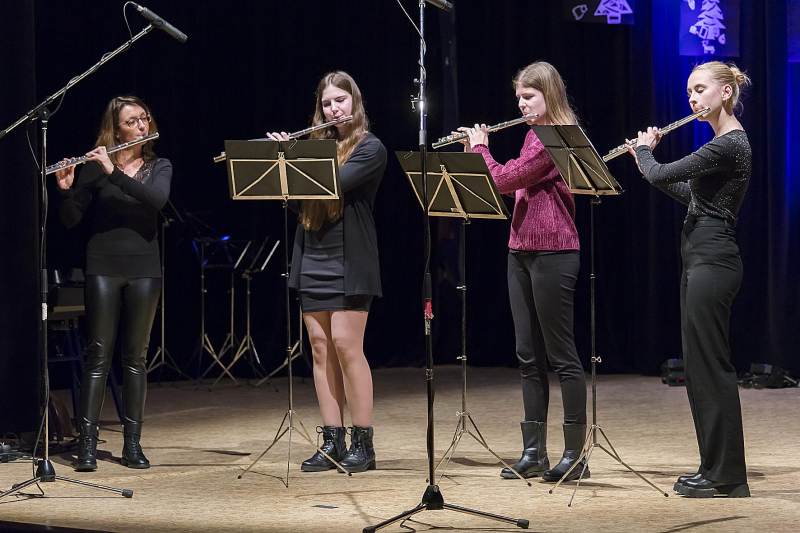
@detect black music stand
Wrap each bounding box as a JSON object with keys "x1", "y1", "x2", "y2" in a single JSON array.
[
  {"x1": 369, "y1": 151, "x2": 530, "y2": 532},
  {"x1": 222, "y1": 138, "x2": 352, "y2": 485},
  {"x1": 398, "y1": 151, "x2": 531, "y2": 486},
  {"x1": 148, "y1": 199, "x2": 192, "y2": 383},
  {"x1": 532, "y1": 125, "x2": 668, "y2": 505},
  {"x1": 210, "y1": 238, "x2": 281, "y2": 390}
]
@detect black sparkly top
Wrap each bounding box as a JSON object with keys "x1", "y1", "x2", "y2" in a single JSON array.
[{"x1": 636, "y1": 130, "x2": 751, "y2": 226}]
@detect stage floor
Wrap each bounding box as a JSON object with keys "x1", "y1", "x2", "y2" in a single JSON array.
[{"x1": 1, "y1": 367, "x2": 799, "y2": 532}]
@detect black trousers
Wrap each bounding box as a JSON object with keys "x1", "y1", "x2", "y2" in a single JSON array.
[
  {"x1": 680, "y1": 217, "x2": 747, "y2": 484},
  {"x1": 81, "y1": 275, "x2": 161, "y2": 424},
  {"x1": 507, "y1": 250, "x2": 586, "y2": 425}
]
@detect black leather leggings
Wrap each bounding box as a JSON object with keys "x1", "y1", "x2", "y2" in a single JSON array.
[{"x1": 80, "y1": 275, "x2": 161, "y2": 424}]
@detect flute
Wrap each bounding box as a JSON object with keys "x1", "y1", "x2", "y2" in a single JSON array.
[
  {"x1": 432, "y1": 114, "x2": 538, "y2": 149},
  {"x1": 602, "y1": 107, "x2": 711, "y2": 162},
  {"x1": 45, "y1": 133, "x2": 160, "y2": 175},
  {"x1": 213, "y1": 115, "x2": 354, "y2": 163}
]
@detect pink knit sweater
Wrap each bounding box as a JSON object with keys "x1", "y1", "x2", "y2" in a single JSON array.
[{"x1": 472, "y1": 129, "x2": 579, "y2": 251}]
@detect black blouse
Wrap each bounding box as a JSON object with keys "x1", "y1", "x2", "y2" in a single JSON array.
[
  {"x1": 58, "y1": 158, "x2": 172, "y2": 278},
  {"x1": 636, "y1": 130, "x2": 751, "y2": 226},
  {"x1": 288, "y1": 133, "x2": 387, "y2": 297}
]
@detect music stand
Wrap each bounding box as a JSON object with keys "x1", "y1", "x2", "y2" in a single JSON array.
[
  {"x1": 222, "y1": 138, "x2": 352, "y2": 484},
  {"x1": 367, "y1": 151, "x2": 529, "y2": 532},
  {"x1": 397, "y1": 151, "x2": 531, "y2": 486},
  {"x1": 148, "y1": 199, "x2": 192, "y2": 383},
  {"x1": 209, "y1": 238, "x2": 280, "y2": 390},
  {"x1": 532, "y1": 125, "x2": 668, "y2": 505},
  {"x1": 199, "y1": 239, "x2": 255, "y2": 390}
]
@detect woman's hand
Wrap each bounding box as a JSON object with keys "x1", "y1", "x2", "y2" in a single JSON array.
[
  {"x1": 85, "y1": 146, "x2": 114, "y2": 175},
  {"x1": 636, "y1": 127, "x2": 661, "y2": 151},
  {"x1": 625, "y1": 139, "x2": 643, "y2": 173},
  {"x1": 265, "y1": 131, "x2": 290, "y2": 141},
  {"x1": 453, "y1": 127, "x2": 471, "y2": 152},
  {"x1": 465, "y1": 123, "x2": 490, "y2": 150},
  {"x1": 54, "y1": 159, "x2": 76, "y2": 190}
]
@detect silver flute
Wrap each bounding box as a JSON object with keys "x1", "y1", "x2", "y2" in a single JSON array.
[
  {"x1": 213, "y1": 115, "x2": 354, "y2": 163},
  {"x1": 45, "y1": 133, "x2": 160, "y2": 175},
  {"x1": 602, "y1": 107, "x2": 711, "y2": 162},
  {"x1": 432, "y1": 114, "x2": 539, "y2": 149}
]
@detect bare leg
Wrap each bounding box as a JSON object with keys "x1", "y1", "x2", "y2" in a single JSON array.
[
  {"x1": 303, "y1": 312, "x2": 345, "y2": 427},
  {"x1": 330, "y1": 311, "x2": 372, "y2": 427}
]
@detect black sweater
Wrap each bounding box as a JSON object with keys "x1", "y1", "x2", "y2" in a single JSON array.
[
  {"x1": 288, "y1": 133, "x2": 387, "y2": 297},
  {"x1": 636, "y1": 130, "x2": 751, "y2": 226},
  {"x1": 58, "y1": 158, "x2": 172, "y2": 277}
]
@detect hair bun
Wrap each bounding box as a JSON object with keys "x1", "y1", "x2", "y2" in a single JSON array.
[{"x1": 728, "y1": 64, "x2": 750, "y2": 86}]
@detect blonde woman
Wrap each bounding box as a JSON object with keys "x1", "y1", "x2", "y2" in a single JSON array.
[
  {"x1": 267, "y1": 71, "x2": 387, "y2": 473},
  {"x1": 56, "y1": 96, "x2": 171, "y2": 471},
  {"x1": 460, "y1": 61, "x2": 587, "y2": 482},
  {"x1": 629, "y1": 62, "x2": 752, "y2": 498}
]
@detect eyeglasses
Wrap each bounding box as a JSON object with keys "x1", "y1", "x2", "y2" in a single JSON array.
[{"x1": 119, "y1": 115, "x2": 152, "y2": 128}]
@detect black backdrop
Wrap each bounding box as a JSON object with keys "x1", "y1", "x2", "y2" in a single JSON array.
[{"x1": 1, "y1": 1, "x2": 796, "y2": 434}]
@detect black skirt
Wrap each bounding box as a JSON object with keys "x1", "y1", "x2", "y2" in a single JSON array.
[{"x1": 298, "y1": 219, "x2": 372, "y2": 313}]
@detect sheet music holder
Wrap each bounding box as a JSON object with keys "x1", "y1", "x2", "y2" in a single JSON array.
[
  {"x1": 395, "y1": 151, "x2": 509, "y2": 219},
  {"x1": 530, "y1": 125, "x2": 668, "y2": 504},
  {"x1": 224, "y1": 139, "x2": 340, "y2": 200},
  {"x1": 224, "y1": 139, "x2": 351, "y2": 484},
  {"x1": 531, "y1": 125, "x2": 623, "y2": 196}
]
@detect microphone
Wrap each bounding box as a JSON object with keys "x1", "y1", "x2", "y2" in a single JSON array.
[
  {"x1": 425, "y1": 0, "x2": 453, "y2": 11},
  {"x1": 130, "y1": 3, "x2": 188, "y2": 43}
]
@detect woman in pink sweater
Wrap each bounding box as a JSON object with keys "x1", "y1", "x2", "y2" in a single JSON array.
[{"x1": 460, "y1": 61, "x2": 587, "y2": 482}]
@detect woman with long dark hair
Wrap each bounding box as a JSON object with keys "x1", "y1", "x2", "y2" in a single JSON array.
[
  {"x1": 459, "y1": 61, "x2": 588, "y2": 481},
  {"x1": 629, "y1": 61, "x2": 752, "y2": 498},
  {"x1": 56, "y1": 96, "x2": 171, "y2": 471},
  {"x1": 267, "y1": 71, "x2": 386, "y2": 473}
]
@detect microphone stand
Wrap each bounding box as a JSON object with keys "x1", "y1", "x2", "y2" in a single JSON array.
[
  {"x1": 0, "y1": 23, "x2": 159, "y2": 502},
  {"x1": 364, "y1": 3, "x2": 528, "y2": 531}
]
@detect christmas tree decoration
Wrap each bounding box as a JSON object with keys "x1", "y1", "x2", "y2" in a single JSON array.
[
  {"x1": 680, "y1": 0, "x2": 739, "y2": 57},
  {"x1": 594, "y1": 0, "x2": 633, "y2": 24},
  {"x1": 562, "y1": 1, "x2": 635, "y2": 25}
]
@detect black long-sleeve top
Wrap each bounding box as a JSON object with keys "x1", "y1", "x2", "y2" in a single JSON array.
[
  {"x1": 288, "y1": 133, "x2": 387, "y2": 297},
  {"x1": 636, "y1": 130, "x2": 751, "y2": 226},
  {"x1": 58, "y1": 158, "x2": 172, "y2": 277}
]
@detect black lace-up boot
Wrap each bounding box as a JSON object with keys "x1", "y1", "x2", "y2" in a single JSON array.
[
  {"x1": 74, "y1": 419, "x2": 99, "y2": 472},
  {"x1": 120, "y1": 417, "x2": 150, "y2": 469},
  {"x1": 337, "y1": 426, "x2": 376, "y2": 473},
  {"x1": 301, "y1": 426, "x2": 347, "y2": 472}
]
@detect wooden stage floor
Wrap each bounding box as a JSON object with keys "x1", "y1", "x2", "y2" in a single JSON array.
[{"x1": 1, "y1": 366, "x2": 799, "y2": 532}]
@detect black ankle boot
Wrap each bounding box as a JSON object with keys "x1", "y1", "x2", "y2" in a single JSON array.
[
  {"x1": 501, "y1": 421, "x2": 549, "y2": 479},
  {"x1": 301, "y1": 426, "x2": 347, "y2": 472},
  {"x1": 542, "y1": 423, "x2": 589, "y2": 482},
  {"x1": 337, "y1": 426, "x2": 376, "y2": 473},
  {"x1": 74, "y1": 419, "x2": 98, "y2": 472},
  {"x1": 121, "y1": 418, "x2": 150, "y2": 469}
]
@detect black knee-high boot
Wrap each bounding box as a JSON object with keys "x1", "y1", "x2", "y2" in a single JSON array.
[
  {"x1": 542, "y1": 423, "x2": 589, "y2": 482},
  {"x1": 501, "y1": 421, "x2": 549, "y2": 479},
  {"x1": 337, "y1": 426, "x2": 376, "y2": 473},
  {"x1": 301, "y1": 426, "x2": 348, "y2": 472}
]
